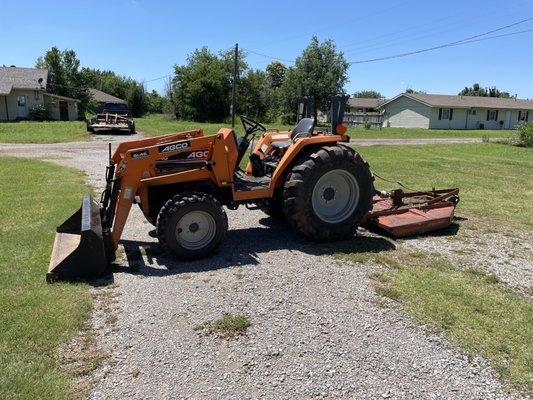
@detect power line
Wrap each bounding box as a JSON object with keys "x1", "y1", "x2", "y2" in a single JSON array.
[
  {"x1": 144, "y1": 74, "x2": 172, "y2": 83},
  {"x1": 242, "y1": 16, "x2": 533, "y2": 66},
  {"x1": 348, "y1": 25, "x2": 533, "y2": 64},
  {"x1": 143, "y1": 45, "x2": 236, "y2": 85},
  {"x1": 241, "y1": 48, "x2": 295, "y2": 64},
  {"x1": 340, "y1": 1, "x2": 529, "y2": 56}
]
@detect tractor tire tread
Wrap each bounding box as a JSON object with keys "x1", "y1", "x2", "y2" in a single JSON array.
[
  {"x1": 282, "y1": 145, "x2": 374, "y2": 241},
  {"x1": 156, "y1": 191, "x2": 228, "y2": 260}
]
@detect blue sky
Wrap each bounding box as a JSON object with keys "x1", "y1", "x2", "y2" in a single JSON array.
[{"x1": 1, "y1": 0, "x2": 533, "y2": 98}]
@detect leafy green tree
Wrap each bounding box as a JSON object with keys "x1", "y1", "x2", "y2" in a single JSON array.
[
  {"x1": 81, "y1": 68, "x2": 133, "y2": 100},
  {"x1": 146, "y1": 90, "x2": 165, "y2": 113},
  {"x1": 266, "y1": 61, "x2": 287, "y2": 89},
  {"x1": 353, "y1": 90, "x2": 383, "y2": 98},
  {"x1": 405, "y1": 88, "x2": 426, "y2": 94},
  {"x1": 127, "y1": 83, "x2": 148, "y2": 117},
  {"x1": 459, "y1": 83, "x2": 510, "y2": 98},
  {"x1": 237, "y1": 69, "x2": 268, "y2": 120},
  {"x1": 36, "y1": 47, "x2": 90, "y2": 118},
  {"x1": 279, "y1": 36, "x2": 348, "y2": 121},
  {"x1": 172, "y1": 47, "x2": 231, "y2": 122}
]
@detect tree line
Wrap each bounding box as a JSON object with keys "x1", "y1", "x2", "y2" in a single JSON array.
[
  {"x1": 36, "y1": 36, "x2": 348, "y2": 122},
  {"x1": 36, "y1": 40, "x2": 513, "y2": 122},
  {"x1": 36, "y1": 47, "x2": 165, "y2": 117},
  {"x1": 167, "y1": 36, "x2": 349, "y2": 123}
]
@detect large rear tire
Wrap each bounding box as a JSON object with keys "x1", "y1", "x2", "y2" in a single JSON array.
[
  {"x1": 282, "y1": 145, "x2": 374, "y2": 241},
  {"x1": 156, "y1": 192, "x2": 228, "y2": 260}
]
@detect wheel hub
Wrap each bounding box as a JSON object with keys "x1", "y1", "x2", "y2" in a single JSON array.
[
  {"x1": 311, "y1": 169, "x2": 360, "y2": 223},
  {"x1": 323, "y1": 187, "x2": 335, "y2": 202},
  {"x1": 188, "y1": 222, "x2": 199, "y2": 233},
  {"x1": 175, "y1": 211, "x2": 216, "y2": 250}
]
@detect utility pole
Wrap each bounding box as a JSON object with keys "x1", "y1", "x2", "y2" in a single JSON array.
[{"x1": 231, "y1": 43, "x2": 238, "y2": 128}]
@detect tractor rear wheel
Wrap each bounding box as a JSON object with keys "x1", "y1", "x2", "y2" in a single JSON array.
[
  {"x1": 282, "y1": 145, "x2": 374, "y2": 241},
  {"x1": 156, "y1": 192, "x2": 228, "y2": 260}
]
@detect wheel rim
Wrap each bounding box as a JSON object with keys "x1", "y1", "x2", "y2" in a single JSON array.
[
  {"x1": 175, "y1": 211, "x2": 217, "y2": 250},
  {"x1": 311, "y1": 169, "x2": 360, "y2": 223}
]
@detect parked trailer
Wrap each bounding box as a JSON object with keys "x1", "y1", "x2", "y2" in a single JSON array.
[{"x1": 86, "y1": 103, "x2": 135, "y2": 134}]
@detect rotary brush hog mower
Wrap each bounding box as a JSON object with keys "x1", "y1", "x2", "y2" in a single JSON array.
[{"x1": 47, "y1": 96, "x2": 459, "y2": 282}]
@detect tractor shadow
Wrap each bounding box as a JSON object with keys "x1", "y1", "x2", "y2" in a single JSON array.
[{"x1": 109, "y1": 216, "x2": 398, "y2": 279}]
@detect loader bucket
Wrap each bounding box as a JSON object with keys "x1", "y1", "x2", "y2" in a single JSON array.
[{"x1": 47, "y1": 196, "x2": 108, "y2": 283}]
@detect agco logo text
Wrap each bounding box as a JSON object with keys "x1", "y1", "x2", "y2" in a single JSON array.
[
  {"x1": 187, "y1": 150, "x2": 209, "y2": 159},
  {"x1": 158, "y1": 141, "x2": 190, "y2": 153}
]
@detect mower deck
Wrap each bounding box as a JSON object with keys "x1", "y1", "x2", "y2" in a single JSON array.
[{"x1": 364, "y1": 188, "x2": 459, "y2": 237}]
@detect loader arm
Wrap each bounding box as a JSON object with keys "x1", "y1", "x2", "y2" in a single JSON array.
[{"x1": 104, "y1": 129, "x2": 240, "y2": 249}]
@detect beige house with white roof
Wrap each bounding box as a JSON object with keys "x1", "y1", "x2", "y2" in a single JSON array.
[{"x1": 381, "y1": 92, "x2": 532, "y2": 130}]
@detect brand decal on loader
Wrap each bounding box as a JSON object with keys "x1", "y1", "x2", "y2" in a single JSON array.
[
  {"x1": 187, "y1": 150, "x2": 209, "y2": 159},
  {"x1": 164, "y1": 149, "x2": 209, "y2": 164},
  {"x1": 131, "y1": 150, "x2": 149, "y2": 159},
  {"x1": 158, "y1": 141, "x2": 190, "y2": 154}
]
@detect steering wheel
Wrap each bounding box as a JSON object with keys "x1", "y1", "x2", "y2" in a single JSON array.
[{"x1": 240, "y1": 115, "x2": 266, "y2": 138}]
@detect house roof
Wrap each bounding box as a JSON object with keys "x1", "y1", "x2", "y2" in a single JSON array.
[
  {"x1": 89, "y1": 88, "x2": 126, "y2": 104},
  {"x1": 383, "y1": 92, "x2": 533, "y2": 111},
  {"x1": 0, "y1": 67, "x2": 48, "y2": 94},
  {"x1": 348, "y1": 97, "x2": 387, "y2": 109},
  {"x1": 44, "y1": 92, "x2": 81, "y2": 103}
]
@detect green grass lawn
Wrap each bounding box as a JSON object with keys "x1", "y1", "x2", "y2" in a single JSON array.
[
  {"x1": 0, "y1": 115, "x2": 514, "y2": 143},
  {"x1": 347, "y1": 126, "x2": 514, "y2": 139},
  {"x1": 0, "y1": 157, "x2": 92, "y2": 400},
  {"x1": 335, "y1": 142, "x2": 533, "y2": 393},
  {"x1": 136, "y1": 114, "x2": 513, "y2": 139},
  {"x1": 358, "y1": 142, "x2": 533, "y2": 226},
  {"x1": 0, "y1": 121, "x2": 89, "y2": 143},
  {"x1": 368, "y1": 255, "x2": 533, "y2": 394}
]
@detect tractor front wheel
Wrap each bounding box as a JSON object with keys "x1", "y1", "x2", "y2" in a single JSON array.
[
  {"x1": 282, "y1": 145, "x2": 374, "y2": 241},
  {"x1": 156, "y1": 192, "x2": 228, "y2": 260}
]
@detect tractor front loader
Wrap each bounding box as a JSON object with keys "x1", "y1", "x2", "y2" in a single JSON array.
[{"x1": 48, "y1": 97, "x2": 458, "y2": 282}]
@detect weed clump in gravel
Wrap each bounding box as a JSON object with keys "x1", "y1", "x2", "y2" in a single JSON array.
[{"x1": 194, "y1": 313, "x2": 251, "y2": 338}]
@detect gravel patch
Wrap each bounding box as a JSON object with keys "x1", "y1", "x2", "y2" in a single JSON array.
[
  {"x1": 0, "y1": 136, "x2": 528, "y2": 399},
  {"x1": 400, "y1": 219, "x2": 533, "y2": 296}
]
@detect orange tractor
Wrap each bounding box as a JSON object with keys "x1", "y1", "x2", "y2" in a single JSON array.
[{"x1": 48, "y1": 97, "x2": 458, "y2": 282}]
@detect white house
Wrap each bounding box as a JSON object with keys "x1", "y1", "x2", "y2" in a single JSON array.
[
  {"x1": 0, "y1": 67, "x2": 79, "y2": 121},
  {"x1": 381, "y1": 92, "x2": 532, "y2": 130},
  {"x1": 344, "y1": 97, "x2": 387, "y2": 128}
]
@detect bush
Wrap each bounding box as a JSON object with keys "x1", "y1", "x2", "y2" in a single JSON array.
[
  {"x1": 518, "y1": 122, "x2": 533, "y2": 147},
  {"x1": 28, "y1": 105, "x2": 50, "y2": 121},
  {"x1": 364, "y1": 121, "x2": 372, "y2": 130}
]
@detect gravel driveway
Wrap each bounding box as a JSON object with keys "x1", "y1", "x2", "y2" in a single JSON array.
[{"x1": 0, "y1": 135, "x2": 529, "y2": 399}]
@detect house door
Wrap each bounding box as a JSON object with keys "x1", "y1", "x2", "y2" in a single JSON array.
[
  {"x1": 504, "y1": 110, "x2": 511, "y2": 129},
  {"x1": 59, "y1": 101, "x2": 69, "y2": 121},
  {"x1": 16, "y1": 95, "x2": 27, "y2": 118}
]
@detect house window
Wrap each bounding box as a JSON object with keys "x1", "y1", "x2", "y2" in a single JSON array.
[
  {"x1": 487, "y1": 110, "x2": 498, "y2": 121},
  {"x1": 518, "y1": 111, "x2": 529, "y2": 122},
  {"x1": 438, "y1": 108, "x2": 453, "y2": 120},
  {"x1": 17, "y1": 96, "x2": 26, "y2": 107},
  {"x1": 468, "y1": 109, "x2": 476, "y2": 115}
]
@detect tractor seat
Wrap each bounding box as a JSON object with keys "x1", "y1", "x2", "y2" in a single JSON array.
[{"x1": 271, "y1": 118, "x2": 315, "y2": 149}]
